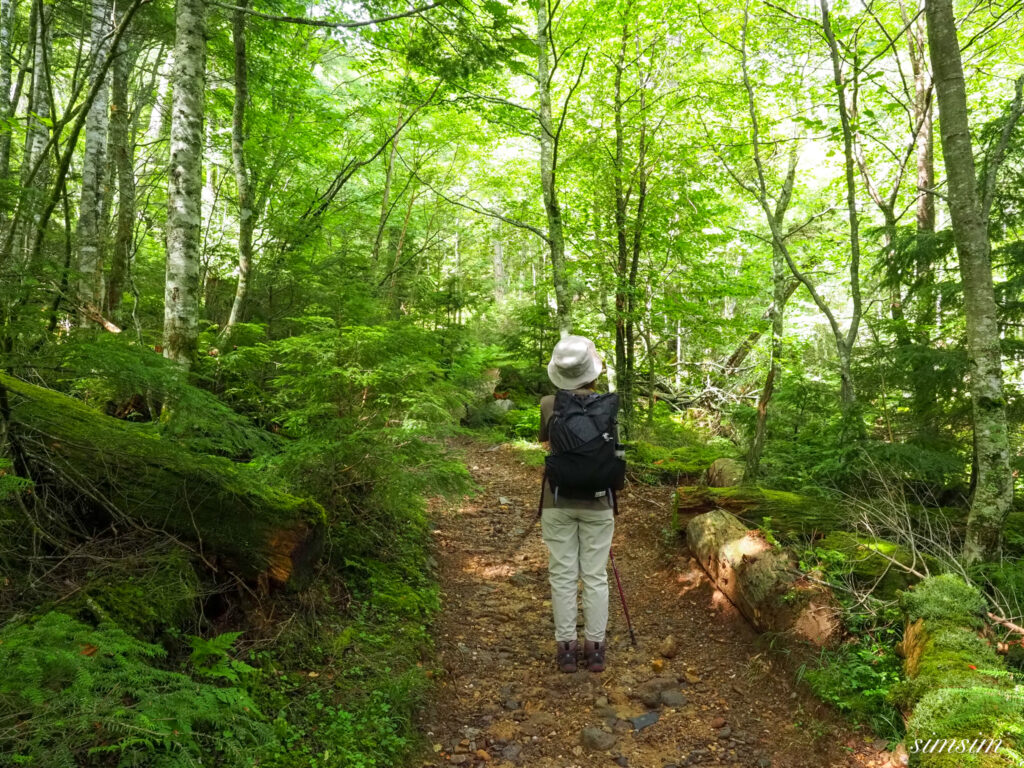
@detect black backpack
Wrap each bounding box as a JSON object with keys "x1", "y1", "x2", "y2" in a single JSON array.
[{"x1": 545, "y1": 390, "x2": 626, "y2": 499}]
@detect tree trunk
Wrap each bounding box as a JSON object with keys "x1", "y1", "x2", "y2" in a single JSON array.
[
  {"x1": 925, "y1": 0, "x2": 1013, "y2": 563},
  {"x1": 535, "y1": 0, "x2": 571, "y2": 336},
  {"x1": 221, "y1": 1, "x2": 252, "y2": 341},
  {"x1": 746, "y1": 242, "x2": 787, "y2": 481},
  {"x1": 18, "y1": 0, "x2": 51, "y2": 265},
  {"x1": 491, "y1": 218, "x2": 505, "y2": 302},
  {"x1": 371, "y1": 111, "x2": 402, "y2": 268},
  {"x1": 612, "y1": 23, "x2": 630, "y2": 416},
  {"x1": 820, "y1": 0, "x2": 862, "y2": 412},
  {"x1": 686, "y1": 509, "x2": 840, "y2": 646},
  {"x1": 76, "y1": 0, "x2": 114, "y2": 316},
  {"x1": 0, "y1": 0, "x2": 14, "y2": 182},
  {"x1": 106, "y1": 37, "x2": 136, "y2": 316},
  {"x1": 0, "y1": 374, "x2": 325, "y2": 587},
  {"x1": 164, "y1": 0, "x2": 206, "y2": 368}
]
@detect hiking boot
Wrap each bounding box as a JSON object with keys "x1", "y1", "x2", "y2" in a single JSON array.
[
  {"x1": 583, "y1": 639, "x2": 606, "y2": 672},
  {"x1": 556, "y1": 640, "x2": 578, "y2": 673}
]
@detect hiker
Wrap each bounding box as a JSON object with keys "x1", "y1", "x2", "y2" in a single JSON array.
[{"x1": 540, "y1": 335, "x2": 626, "y2": 673}]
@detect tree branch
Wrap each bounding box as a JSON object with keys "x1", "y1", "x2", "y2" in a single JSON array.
[{"x1": 209, "y1": 0, "x2": 444, "y2": 29}]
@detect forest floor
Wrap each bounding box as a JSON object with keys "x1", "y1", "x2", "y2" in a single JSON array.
[{"x1": 417, "y1": 438, "x2": 903, "y2": 768}]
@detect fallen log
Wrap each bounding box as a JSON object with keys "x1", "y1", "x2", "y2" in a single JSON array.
[
  {"x1": 686, "y1": 509, "x2": 841, "y2": 645},
  {"x1": 675, "y1": 485, "x2": 839, "y2": 537},
  {"x1": 0, "y1": 374, "x2": 325, "y2": 588},
  {"x1": 895, "y1": 575, "x2": 1022, "y2": 765}
]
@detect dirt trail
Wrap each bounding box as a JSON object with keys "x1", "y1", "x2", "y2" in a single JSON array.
[{"x1": 419, "y1": 440, "x2": 896, "y2": 768}]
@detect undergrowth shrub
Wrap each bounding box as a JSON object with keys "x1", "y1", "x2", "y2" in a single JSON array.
[{"x1": 0, "y1": 612, "x2": 273, "y2": 767}]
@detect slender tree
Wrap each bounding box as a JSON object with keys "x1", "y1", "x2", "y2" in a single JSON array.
[
  {"x1": 164, "y1": 0, "x2": 206, "y2": 367},
  {"x1": 535, "y1": 0, "x2": 572, "y2": 336},
  {"x1": 221, "y1": 0, "x2": 252, "y2": 340},
  {"x1": 77, "y1": 0, "x2": 113, "y2": 314},
  {"x1": 925, "y1": 0, "x2": 1016, "y2": 562}
]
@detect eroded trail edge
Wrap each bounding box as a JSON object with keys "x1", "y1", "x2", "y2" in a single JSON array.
[{"x1": 420, "y1": 440, "x2": 891, "y2": 768}]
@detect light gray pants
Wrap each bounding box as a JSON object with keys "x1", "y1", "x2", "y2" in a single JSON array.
[{"x1": 541, "y1": 505, "x2": 615, "y2": 643}]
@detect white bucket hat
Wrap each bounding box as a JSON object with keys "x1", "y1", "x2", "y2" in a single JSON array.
[{"x1": 547, "y1": 335, "x2": 603, "y2": 390}]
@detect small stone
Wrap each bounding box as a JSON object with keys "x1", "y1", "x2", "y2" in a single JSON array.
[
  {"x1": 659, "y1": 635, "x2": 678, "y2": 658},
  {"x1": 710, "y1": 716, "x2": 727, "y2": 729},
  {"x1": 650, "y1": 676, "x2": 678, "y2": 691},
  {"x1": 487, "y1": 720, "x2": 517, "y2": 744},
  {"x1": 640, "y1": 687, "x2": 662, "y2": 708},
  {"x1": 651, "y1": 658, "x2": 666, "y2": 672},
  {"x1": 717, "y1": 726, "x2": 732, "y2": 739},
  {"x1": 630, "y1": 710, "x2": 661, "y2": 731},
  {"x1": 475, "y1": 749, "x2": 491, "y2": 761},
  {"x1": 608, "y1": 689, "x2": 630, "y2": 705},
  {"x1": 684, "y1": 672, "x2": 701, "y2": 685},
  {"x1": 581, "y1": 726, "x2": 617, "y2": 752},
  {"x1": 661, "y1": 690, "x2": 688, "y2": 708},
  {"x1": 612, "y1": 718, "x2": 633, "y2": 734},
  {"x1": 499, "y1": 496, "x2": 512, "y2": 505},
  {"x1": 756, "y1": 758, "x2": 772, "y2": 768},
  {"x1": 500, "y1": 743, "x2": 523, "y2": 762},
  {"x1": 614, "y1": 756, "x2": 629, "y2": 767},
  {"x1": 595, "y1": 705, "x2": 619, "y2": 722},
  {"x1": 503, "y1": 698, "x2": 521, "y2": 710},
  {"x1": 449, "y1": 755, "x2": 470, "y2": 765},
  {"x1": 572, "y1": 745, "x2": 583, "y2": 756}
]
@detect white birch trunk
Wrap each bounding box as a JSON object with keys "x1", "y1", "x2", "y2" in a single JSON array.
[
  {"x1": 77, "y1": 0, "x2": 114, "y2": 314},
  {"x1": 0, "y1": 0, "x2": 14, "y2": 181},
  {"x1": 164, "y1": 0, "x2": 206, "y2": 367},
  {"x1": 222, "y1": 1, "x2": 251, "y2": 340}
]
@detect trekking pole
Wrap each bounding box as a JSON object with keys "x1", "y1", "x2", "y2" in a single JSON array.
[
  {"x1": 609, "y1": 491, "x2": 637, "y2": 646},
  {"x1": 609, "y1": 549, "x2": 637, "y2": 647}
]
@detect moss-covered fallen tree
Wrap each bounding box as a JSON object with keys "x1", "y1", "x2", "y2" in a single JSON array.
[
  {"x1": 0, "y1": 374, "x2": 325, "y2": 587},
  {"x1": 686, "y1": 509, "x2": 841, "y2": 645},
  {"x1": 896, "y1": 575, "x2": 1023, "y2": 767},
  {"x1": 676, "y1": 484, "x2": 839, "y2": 538}
]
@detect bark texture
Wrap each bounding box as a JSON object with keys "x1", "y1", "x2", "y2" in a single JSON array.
[
  {"x1": 686, "y1": 509, "x2": 841, "y2": 645},
  {"x1": 222, "y1": 1, "x2": 252, "y2": 340},
  {"x1": 0, "y1": 0, "x2": 14, "y2": 181},
  {"x1": 0, "y1": 373, "x2": 325, "y2": 586},
  {"x1": 77, "y1": 0, "x2": 114, "y2": 313},
  {"x1": 164, "y1": 0, "x2": 206, "y2": 367},
  {"x1": 925, "y1": 0, "x2": 1013, "y2": 562},
  {"x1": 536, "y1": 0, "x2": 571, "y2": 336},
  {"x1": 106, "y1": 37, "x2": 136, "y2": 315}
]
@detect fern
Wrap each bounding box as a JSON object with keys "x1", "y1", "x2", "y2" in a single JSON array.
[{"x1": 0, "y1": 612, "x2": 276, "y2": 767}]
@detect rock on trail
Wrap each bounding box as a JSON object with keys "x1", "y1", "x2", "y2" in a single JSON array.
[{"x1": 419, "y1": 439, "x2": 899, "y2": 768}]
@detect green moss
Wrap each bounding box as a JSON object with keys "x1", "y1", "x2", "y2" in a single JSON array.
[
  {"x1": 74, "y1": 547, "x2": 199, "y2": 639},
  {"x1": 815, "y1": 532, "x2": 920, "y2": 600},
  {"x1": 676, "y1": 485, "x2": 837, "y2": 538},
  {"x1": 629, "y1": 441, "x2": 730, "y2": 483},
  {"x1": 901, "y1": 574, "x2": 988, "y2": 629},
  {"x1": 894, "y1": 626, "x2": 1005, "y2": 710},
  {"x1": 906, "y1": 686, "x2": 1024, "y2": 766}
]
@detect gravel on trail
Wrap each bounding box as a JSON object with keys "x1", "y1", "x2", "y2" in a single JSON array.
[{"x1": 418, "y1": 439, "x2": 903, "y2": 768}]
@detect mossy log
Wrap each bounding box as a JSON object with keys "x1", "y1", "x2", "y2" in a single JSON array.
[
  {"x1": 675, "y1": 485, "x2": 840, "y2": 538},
  {"x1": 686, "y1": 509, "x2": 841, "y2": 645},
  {"x1": 895, "y1": 575, "x2": 1022, "y2": 766},
  {"x1": 0, "y1": 374, "x2": 325, "y2": 587}
]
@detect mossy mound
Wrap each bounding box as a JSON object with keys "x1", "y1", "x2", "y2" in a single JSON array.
[
  {"x1": 897, "y1": 575, "x2": 1022, "y2": 766},
  {"x1": 815, "y1": 532, "x2": 929, "y2": 600},
  {"x1": 72, "y1": 546, "x2": 199, "y2": 640},
  {"x1": 628, "y1": 441, "x2": 726, "y2": 484}
]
